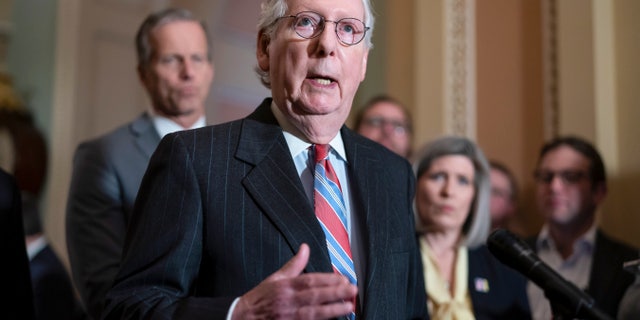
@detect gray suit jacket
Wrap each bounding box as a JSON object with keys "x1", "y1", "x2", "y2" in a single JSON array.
[
  {"x1": 103, "y1": 99, "x2": 428, "y2": 319},
  {"x1": 619, "y1": 275, "x2": 640, "y2": 320},
  {"x1": 66, "y1": 113, "x2": 161, "y2": 319}
]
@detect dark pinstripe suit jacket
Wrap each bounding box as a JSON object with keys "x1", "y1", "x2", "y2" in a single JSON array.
[{"x1": 103, "y1": 98, "x2": 428, "y2": 320}]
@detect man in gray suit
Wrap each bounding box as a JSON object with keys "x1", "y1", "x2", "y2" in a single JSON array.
[
  {"x1": 102, "y1": 0, "x2": 428, "y2": 319},
  {"x1": 65, "y1": 8, "x2": 214, "y2": 319}
]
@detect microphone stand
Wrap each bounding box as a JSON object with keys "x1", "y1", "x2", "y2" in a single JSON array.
[{"x1": 544, "y1": 289, "x2": 613, "y2": 320}]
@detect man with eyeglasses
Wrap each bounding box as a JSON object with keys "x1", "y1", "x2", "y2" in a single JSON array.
[
  {"x1": 353, "y1": 95, "x2": 413, "y2": 158},
  {"x1": 525, "y1": 135, "x2": 638, "y2": 319},
  {"x1": 102, "y1": 0, "x2": 428, "y2": 319}
]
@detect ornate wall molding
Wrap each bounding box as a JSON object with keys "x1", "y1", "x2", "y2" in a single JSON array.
[
  {"x1": 542, "y1": 0, "x2": 559, "y2": 139},
  {"x1": 444, "y1": 0, "x2": 476, "y2": 138}
]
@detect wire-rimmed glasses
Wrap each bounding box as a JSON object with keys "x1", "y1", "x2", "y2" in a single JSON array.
[{"x1": 277, "y1": 11, "x2": 369, "y2": 46}]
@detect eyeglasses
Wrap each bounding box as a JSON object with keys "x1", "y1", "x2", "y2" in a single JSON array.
[
  {"x1": 362, "y1": 117, "x2": 409, "y2": 136},
  {"x1": 491, "y1": 187, "x2": 513, "y2": 200},
  {"x1": 533, "y1": 170, "x2": 589, "y2": 185},
  {"x1": 276, "y1": 11, "x2": 370, "y2": 46}
]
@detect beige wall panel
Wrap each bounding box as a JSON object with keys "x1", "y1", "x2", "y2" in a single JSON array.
[
  {"x1": 601, "y1": 0, "x2": 640, "y2": 248},
  {"x1": 476, "y1": 0, "x2": 545, "y2": 234},
  {"x1": 413, "y1": 0, "x2": 444, "y2": 150},
  {"x1": 557, "y1": 0, "x2": 595, "y2": 140}
]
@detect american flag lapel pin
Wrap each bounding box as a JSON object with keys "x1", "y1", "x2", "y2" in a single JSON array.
[{"x1": 474, "y1": 277, "x2": 490, "y2": 293}]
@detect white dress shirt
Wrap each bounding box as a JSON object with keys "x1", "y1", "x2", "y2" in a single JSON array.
[{"x1": 148, "y1": 109, "x2": 206, "y2": 138}]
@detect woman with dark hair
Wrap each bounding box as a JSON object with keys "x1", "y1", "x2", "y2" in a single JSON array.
[{"x1": 414, "y1": 136, "x2": 531, "y2": 319}]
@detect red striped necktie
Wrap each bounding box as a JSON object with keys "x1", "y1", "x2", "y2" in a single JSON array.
[{"x1": 313, "y1": 144, "x2": 357, "y2": 319}]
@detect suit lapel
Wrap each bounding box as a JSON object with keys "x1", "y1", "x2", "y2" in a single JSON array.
[
  {"x1": 130, "y1": 112, "x2": 161, "y2": 159},
  {"x1": 236, "y1": 100, "x2": 333, "y2": 274},
  {"x1": 342, "y1": 128, "x2": 388, "y2": 313}
]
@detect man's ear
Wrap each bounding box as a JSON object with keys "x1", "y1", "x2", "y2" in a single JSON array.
[
  {"x1": 359, "y1": 49, "x2": 369, "y2": 82},
  {"x1": 257, "y1": 31, "x2": 270, "y2": 72},
  {"x1": 592, "y1": 182, "x2": 608, "y2": 206},
  {"x1": 137, "y1": 65, "x2": 150, "y2": 89}
]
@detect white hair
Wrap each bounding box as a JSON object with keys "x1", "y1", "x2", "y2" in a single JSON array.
[{"x1": 255, "y1": 0, "x2": 375, "y2": 88}]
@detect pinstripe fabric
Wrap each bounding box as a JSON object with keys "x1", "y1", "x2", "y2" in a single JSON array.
[{"x1": 101, "y1": 99, "x2": 429, "y2": 320}]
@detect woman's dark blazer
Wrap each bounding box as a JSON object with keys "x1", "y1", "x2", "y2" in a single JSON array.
[{"x1": 468, "y1": 245, "x2": 532, "y2": 320}]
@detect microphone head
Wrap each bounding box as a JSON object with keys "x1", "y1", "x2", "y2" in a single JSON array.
[{"x1": 487, "y1": 228, "x2": 539, "y2": 275}]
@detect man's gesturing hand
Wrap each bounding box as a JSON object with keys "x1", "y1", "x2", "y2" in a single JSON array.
[{"x1": 232, "y1": 243, "x2": 357, "y2": 319}]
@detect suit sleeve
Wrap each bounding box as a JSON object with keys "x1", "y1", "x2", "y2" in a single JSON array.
[
  {"x1": 102, "y1": 133, "x2": 235, "y2": 320},
  {"x1": 619, "y1": 276, "x2": 640, "y2": 320},
  {"x1": 403, "y1": 160, "x2": 430, "y2": 320},
  {"x1": 66, "y1": 141, "x2": 128, "y2": 319}
]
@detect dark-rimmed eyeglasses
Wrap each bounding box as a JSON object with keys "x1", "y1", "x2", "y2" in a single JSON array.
[
  {"x1": 533, "y1": 170, "x2": 589, "y2": 185},
  {"x1": 276, "y1": 11, "x2": 370, "y2": 46}
]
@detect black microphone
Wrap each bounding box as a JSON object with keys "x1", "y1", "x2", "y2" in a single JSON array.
[{"x1": 487, "y1": 228, "x2": 613, "y2": 320}]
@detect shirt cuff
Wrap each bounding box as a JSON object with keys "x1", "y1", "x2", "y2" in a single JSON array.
[{"x1": 225, "y1": 297, "x2": 241, "y2": 320}]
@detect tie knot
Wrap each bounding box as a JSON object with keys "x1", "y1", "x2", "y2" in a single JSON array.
[{"x1": 314, "y1": 144, "x2": 329, "y2": 163}]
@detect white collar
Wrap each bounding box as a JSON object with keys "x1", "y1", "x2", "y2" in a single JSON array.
[
  {"x1": 537, "y1": 223, "x2": 597, "y2": 250},
  {"x1": 26, "y1": 235, "x2": 47, "y2": 261},
  {"x1": 270, "y1": 100, "x2": 347, "y2": 162},
  {"x1": 148, "y1": 109, "x2": 206, "y2": 138}
]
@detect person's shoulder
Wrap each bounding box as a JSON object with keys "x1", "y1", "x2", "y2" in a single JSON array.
[
  {"x1": 166, "y1": 117, "x2": 246, "y2": 142},
  {"x1": 469, "y1": 244, "x2": 527, "y2": 280},
  {"x1": 469, "y1": 244, "x2": 508, "y2": 268},
  {"x1": 596, "y1": 229, "x2": 639, "y2": 257},
  {"x1": 76, "y1": 113, "x2": 151, "y2": 152},
  {"x1": 468, "y1": 244, "x2": 494, "y2": 263}
]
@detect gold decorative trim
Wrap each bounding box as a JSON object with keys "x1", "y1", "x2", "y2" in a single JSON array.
[
  {"x1": 444, "y1": 0, "x2": 476, "y2": 138},
  {"x1": 542, "y1": 0, "x2": 559, "y2": 138}
]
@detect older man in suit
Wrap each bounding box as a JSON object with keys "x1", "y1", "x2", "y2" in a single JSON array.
[
  {"x1": 65, "y1": 8, "x2": 214, "y2": 319},
  {"x1": 102, "y1": 0, "x2": 428, "y2": 319}
]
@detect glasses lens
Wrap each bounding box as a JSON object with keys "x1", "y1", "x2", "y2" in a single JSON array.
[
  {"x1": 336, "y1": 18, "x2": 366, "y2": 44},
  {"x1": 534, "y1": 170, "x2": 587, "y2": 184},
  {"x1": 284, "y1": 12, "x2": 368, "y2": 45},
  {"x1": 560, "y1": 171, "x2": 586, "y2": 183},
  {"x1": 293, "y1": 12, "x2": 321, "y2": 39},
  {"x1": 364, "y1": 117, "x2": 407, "y2": 135}
]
